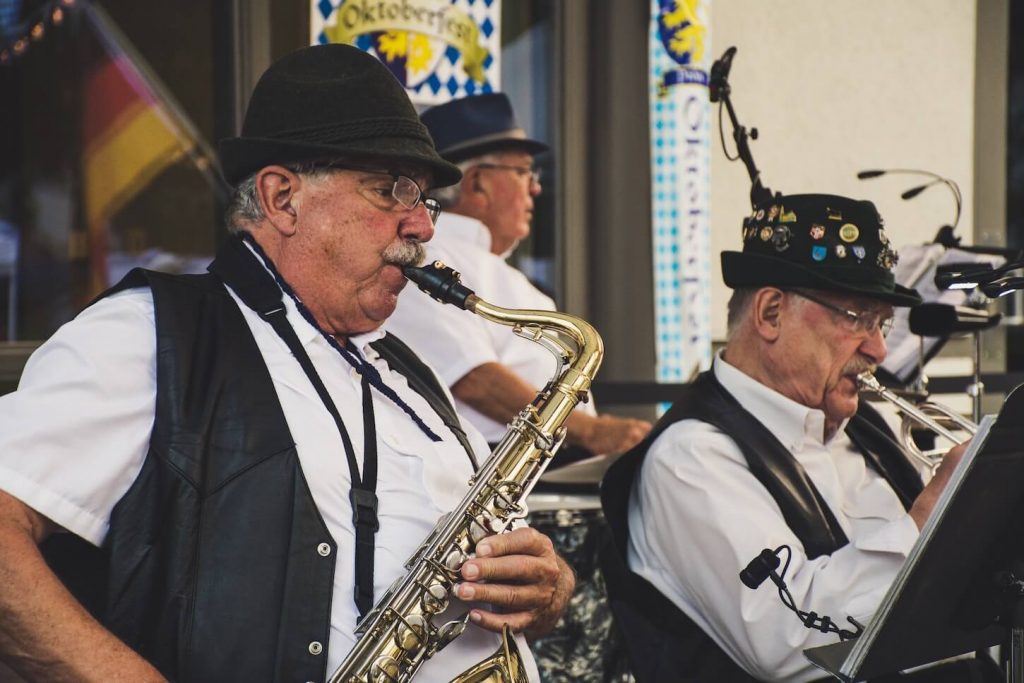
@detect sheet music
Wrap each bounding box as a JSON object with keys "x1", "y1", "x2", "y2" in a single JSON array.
[{"x1": 838, "y1": 415, "x2": 996, "y2": 676}]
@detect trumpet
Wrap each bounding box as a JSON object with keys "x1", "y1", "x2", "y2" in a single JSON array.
[{"x1": 856, "y1": 372, "x2": 977, "y2": 474}]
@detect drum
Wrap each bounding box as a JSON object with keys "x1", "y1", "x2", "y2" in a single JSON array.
[{"x1": 526, "y1": 492, "x2": 633, "y2": 683}]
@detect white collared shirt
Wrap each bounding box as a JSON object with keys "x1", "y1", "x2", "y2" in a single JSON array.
[
  {"x1": 0, "y1": 259, "x2": 540, "y2": 681},
  {"x1": 389, "y1": 212, "x2": 595, "y2": 443},
  {"x1": 627, "y1": 353, "x2": 919, "y2": 682}
]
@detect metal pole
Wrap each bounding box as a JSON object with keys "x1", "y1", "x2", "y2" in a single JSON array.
[{"x1": 969, "y1": 330, "x2": 984, "y2": 423}]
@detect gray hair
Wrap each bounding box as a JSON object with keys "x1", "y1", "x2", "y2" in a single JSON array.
[
  {"x1": 223, "y1": 161, "x2": 340, "y2": 234},
  {"x1": 725, "y1": 288, "x2": 757, "y2": 340},
  {"x1": 430, "y1": 152, "x2": 506, "y2": 208}
]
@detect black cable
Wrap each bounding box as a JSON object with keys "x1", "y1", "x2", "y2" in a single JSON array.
[{"x1": 740, "y1": 545, "x2": 865, "y2": 641}]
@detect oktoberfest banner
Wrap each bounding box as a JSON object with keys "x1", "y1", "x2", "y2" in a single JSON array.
[
  {"x1": 649, "y1": 0, "x2": 712, "y2": 386},
  {"x1": 312, "y1": 0, "x2": 501, "y2": 105}
]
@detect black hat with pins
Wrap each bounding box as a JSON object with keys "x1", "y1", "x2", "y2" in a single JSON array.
[{"x1": 721, "y1": 193, "x2": 922, "y2": 306}]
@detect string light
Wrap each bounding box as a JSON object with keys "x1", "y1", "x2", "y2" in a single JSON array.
[{"x1": 0, "y1": 0, "x2": 78, "y2": 65}]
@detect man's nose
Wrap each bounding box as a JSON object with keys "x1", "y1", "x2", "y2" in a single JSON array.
[
  {"x1": 529, "y1": 176, "x2": 542, "y2": 197},
  {"x1": 399, "y1": 203, "x2": 435, "y2": 243},
  {"x1": 860, "y1": 325, "x2": 888, "y2": 364}
]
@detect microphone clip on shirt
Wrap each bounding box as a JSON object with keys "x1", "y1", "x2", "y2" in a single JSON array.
[{"x1": 739, "y1": 545, "x2": 865, "y2": 642}]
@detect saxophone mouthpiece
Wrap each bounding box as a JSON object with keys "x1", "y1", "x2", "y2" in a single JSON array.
[{"x1": 403, "y1": 261, "x2": 475, "y2": 310}]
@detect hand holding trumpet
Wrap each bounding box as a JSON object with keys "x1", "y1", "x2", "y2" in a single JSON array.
[{"x1": 908, "y1": 439, "x2": 969, "y2": 530}]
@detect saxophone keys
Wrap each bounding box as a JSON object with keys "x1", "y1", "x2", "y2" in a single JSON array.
[
  {"x1": 393, "y1": 614, "x2": 428, "y2": 651},
  {"x1": 421, "y1": 582, "x2": 449, "y2": 613},
  {"x1": 435, "y1": 619, "x2": 468, "y2": 652},
  {"x1": 468, "y1": 515, "x2": 490, "y2": 543},
  {"x1": 369, "y1": 655, "x2": 400, "y2": 682},
  {"x1": 445, "y1": 547, "x2": 466, "y2": 572}
]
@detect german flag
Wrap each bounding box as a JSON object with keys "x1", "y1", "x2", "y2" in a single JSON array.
[{"x1": 81, "y1": 52, "x2": 186, "y2": 293}]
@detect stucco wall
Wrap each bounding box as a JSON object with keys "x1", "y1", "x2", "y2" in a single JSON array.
[{"x1": 709, "y1": 1, "x2": 977, "y2": 339}]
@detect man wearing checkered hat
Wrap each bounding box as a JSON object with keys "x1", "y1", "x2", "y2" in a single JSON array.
[{"x1": 600, "y1": 194, "x2": 998, "y2": 682}]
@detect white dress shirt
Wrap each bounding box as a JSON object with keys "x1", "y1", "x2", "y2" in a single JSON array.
[
  {"x1": 627, "y1": 354, "x2": 920, "y2": 682},
  {"x1": 0, "y1": 252, "x2": 540, "y2": 681},
  {"x1": 388, "y1": 212, "x2": 595, "y2": 443}
]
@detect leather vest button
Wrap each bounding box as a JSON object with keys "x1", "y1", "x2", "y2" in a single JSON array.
[
  {"x1": 317, "y1": 542, "x2": 331, "y2": 557},
  {"x1": 308, "y1": 641, "x2": 323, "y2": 655}
]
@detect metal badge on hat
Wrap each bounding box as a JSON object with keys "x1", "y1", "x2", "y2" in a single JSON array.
[
  {"x1": 809, "y1": 224, "x2": 825, "y2": 240},
  {"x1": 779, "y1": 207, "x2": 798, "y2": 223},
  {"x1": 852, "y1": 245, "x2": 866, "y2": 261},
  {"x1": 771, "y1": 225, "x2": 792, "y2": 251},
  {"x1": 839, "y1": 223, "x2": 860, "y2": 243},
  {"x1": 835, "y1": 244, "x2": 847, "y2": 258},
  {"x1": 812, "y1": 245, "x2": 827, "y2": 261}
]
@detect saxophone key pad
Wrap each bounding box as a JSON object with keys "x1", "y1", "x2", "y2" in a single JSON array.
[
  {"x1": 370, "y1": 656, "x2": 400, "y2": 682},
  {"x1": 421, "y1": 582, "x2": 449, "y2": 613},
  {"x1": 394, "y1": 614, "x2": 427, "y2": 651}
]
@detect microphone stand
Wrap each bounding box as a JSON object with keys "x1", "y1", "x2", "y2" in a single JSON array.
[{"x1": 709, "y1": 47, "x2": 776, "y2": 208}]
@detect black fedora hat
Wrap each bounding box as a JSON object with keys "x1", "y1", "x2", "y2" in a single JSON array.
[
  {"x1": 218, "y1": 44, "x2": 461, "y2": 187},
  {"x1": 420, "y1": 93, "x2": 549, "y2": 163},
  {"x1": 721, "y1": 193, "x2": 922, "y2": 307}
]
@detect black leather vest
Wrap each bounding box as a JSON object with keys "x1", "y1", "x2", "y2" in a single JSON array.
[
  {"x1": 42, "y1": 256, "x2": 473, "y2": 682},
  {"x1": 599, "y1": 370, "x2": 922, "y2": 683}
]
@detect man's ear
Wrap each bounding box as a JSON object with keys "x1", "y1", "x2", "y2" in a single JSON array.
[
  {"x1": 465, "y1": 166, "x2": 486, "y2": 196},
  {"x1": 752, "y1": 287, "x2": 786, "y2": 342},
  {"x1": 255, "y1": 165, "x2": 301, "y2": 236}
]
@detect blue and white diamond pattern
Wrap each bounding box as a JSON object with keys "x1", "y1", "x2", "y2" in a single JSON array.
[
  {"x1": 311, "y1": 0, "x2": 501, "y2": 105},
  {"x1": 649, "y1": 0, "x2": 713, "y2": 390}
]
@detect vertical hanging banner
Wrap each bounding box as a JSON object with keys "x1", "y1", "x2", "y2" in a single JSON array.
[
  {"x1": 649, "y1": 0, "x2": 712, "y2": 386},
  {"x1": 311, "y1": 0, "x2": 501, "y2": 106}
]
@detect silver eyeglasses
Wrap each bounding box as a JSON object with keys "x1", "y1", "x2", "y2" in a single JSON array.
[
  {"x1": 292, "y1": 162, "x2": 442, "y2": 223},
  {"x1": 789, "y1": 290, "x2": 895, "y2": 337},
  {"x1": 388, "y1": 174, "x2": 442, "y2": 223},
  {"x1": 475, "y1": 162, "x2": 541, "y2": 186}
]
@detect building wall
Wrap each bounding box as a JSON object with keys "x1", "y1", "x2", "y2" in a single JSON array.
[{"x1": 708, "y1": 0, "x2": 978, "y2": 340}]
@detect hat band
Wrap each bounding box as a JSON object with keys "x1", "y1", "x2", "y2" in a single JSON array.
[
  {"x1": 253, "y1": 116, "x2": 432, "y2": 146},
  {"x1": 440, "y1": 128, "x2": 531, "y2": 156}
]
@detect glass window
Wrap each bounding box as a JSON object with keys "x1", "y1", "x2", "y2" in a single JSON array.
[{"x1": 0, "y1": 0, "x2": 224, "y2": 343}]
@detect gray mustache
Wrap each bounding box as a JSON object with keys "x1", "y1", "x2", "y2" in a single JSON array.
[
  {"x1": 383, "y1": 240, "x2": 426, "y2": 268},
  {"x1": 844, "y1": 357, "x2": 877, "y2": 377}
]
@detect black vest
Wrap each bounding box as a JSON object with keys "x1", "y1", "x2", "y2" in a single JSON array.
[
  {"x1": 599, "y1": 370, "x2": 922, "y2": 683},
  {"x1": 42, "y1": 253, "x2": 474, "y2": 682}
]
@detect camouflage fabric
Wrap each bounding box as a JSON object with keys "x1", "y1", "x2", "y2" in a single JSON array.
[{"x1": 527, "y1": 509, "x2": 634, "y2": 683}]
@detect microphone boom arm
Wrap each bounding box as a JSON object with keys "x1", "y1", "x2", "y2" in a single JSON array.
[{"x1": 709, "y1": 46, "x2": 775, "y2": 208}]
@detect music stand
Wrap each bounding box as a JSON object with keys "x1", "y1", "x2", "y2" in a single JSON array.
[{"x1": 804, "y1": 384, "x2": 1024, "y2": 682}]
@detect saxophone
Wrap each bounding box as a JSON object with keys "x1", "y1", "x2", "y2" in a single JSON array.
[{"x1": 328, "y1": 261, "x2": 604, "y2": 683}]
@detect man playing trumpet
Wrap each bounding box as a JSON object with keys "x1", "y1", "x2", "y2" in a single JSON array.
[{"x1": 602, "y1": 194, "x2": 997, "y2": 682}]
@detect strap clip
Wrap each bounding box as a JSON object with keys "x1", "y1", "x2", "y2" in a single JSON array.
[{"x1": 350, "y1": 489, "x2": 380, "y2": 532}]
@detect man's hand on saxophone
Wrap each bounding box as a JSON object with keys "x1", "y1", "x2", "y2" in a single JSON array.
[{"x1": 455, "y1": 527, "x2": 576, "y2": 639}]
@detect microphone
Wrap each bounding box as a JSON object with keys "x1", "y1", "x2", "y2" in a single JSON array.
[
  {"x1": 740, "y1": 548, "x2": 780, "y2": 589},
  {"x1": 935, "y1": 260, "x2": 1024, "y2": 291},
  {"x1": 981, "y1": 276, "x2": 1024, "y2": 299},
  {"x1": 740, "y1": 546, "x2": 864, "y2": 641},
  {"x1": 908, "y1": 303, "x2": 1002, "y2": 336},
  {"x1": 900, "y1": 178, "x2": 944, "y2": 200},
  {"x1": 857, "y1": 168, "x2": 962, "y2": 232},
  {"x1": 708, "y1": 46, "x2": 736, "y2": 103}
]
